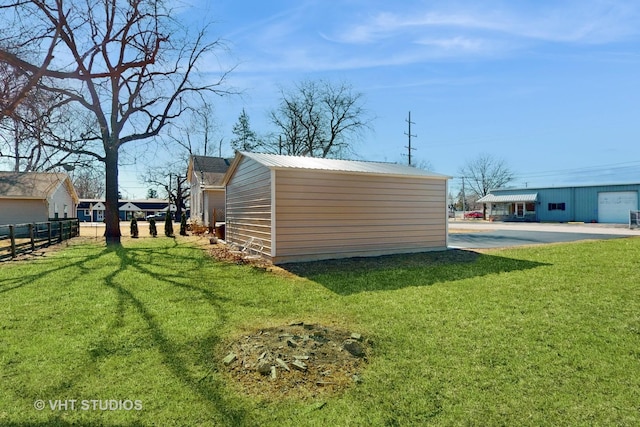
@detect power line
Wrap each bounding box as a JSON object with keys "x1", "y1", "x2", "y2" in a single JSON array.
[{"x1": 515, "y1": 161, "x2": 640, "y2": 180}]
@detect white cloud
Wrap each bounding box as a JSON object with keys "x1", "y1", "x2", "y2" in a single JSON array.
[
  {"x1": 220, "y1": 0, "x2": 640, "y2": 75},
  {"x1": 330, "y1": 1, "x2": 640, "y2": 46}
]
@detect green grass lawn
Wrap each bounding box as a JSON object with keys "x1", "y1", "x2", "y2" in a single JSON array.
[{"x1": 1, "y1": 236, "x2": 639, "y2": 426}]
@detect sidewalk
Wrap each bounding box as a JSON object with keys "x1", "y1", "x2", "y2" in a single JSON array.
[{"x1": 448, "y1": 219, "x2": 640, "y2": 236}]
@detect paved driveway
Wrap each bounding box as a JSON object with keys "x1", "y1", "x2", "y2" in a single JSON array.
[{"x1": 448, "y1": 221, "x2": 638, "y2": 249}]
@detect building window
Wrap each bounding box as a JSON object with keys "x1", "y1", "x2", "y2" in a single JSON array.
[
  {"x1": 548, "y1": 203, "x2": 566, "y2": 211},
  {"x1": 84, "y1": 209, "x2": 90, "y2": 216}
]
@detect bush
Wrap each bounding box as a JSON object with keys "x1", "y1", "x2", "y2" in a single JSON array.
[
  {"x1": 180, "y1": 213, "x2": 188, "y2": 236},
  {"x1": 130, "y1": 217, "x2": 139, "y2": 238},
  {"x1": 149, "y1": 218, "x2": 157, "y2": 237},
  {"x1": 164, "y1": 212, "x2": 174, "y2": 237}
]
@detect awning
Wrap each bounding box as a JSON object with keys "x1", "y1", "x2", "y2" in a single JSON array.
[{"x1": 477, "y1": 193, "x2": 538, "y2": 203}]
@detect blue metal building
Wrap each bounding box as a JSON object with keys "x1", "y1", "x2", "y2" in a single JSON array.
[{"x1": 478, "y1": 183, "x2": 640, "y2": 223}]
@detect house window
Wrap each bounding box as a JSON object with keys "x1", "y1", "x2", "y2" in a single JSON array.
[
  {"x1": 548, "y1": 203, "x2": 566, "y2": 211},
  {"x1": 84, "y1": 209, "x2": 90, "y2": 216}
]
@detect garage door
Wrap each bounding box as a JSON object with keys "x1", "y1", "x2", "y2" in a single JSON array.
[{"x1": 598, "y1": 191, "x2": 638, "y2": 223}]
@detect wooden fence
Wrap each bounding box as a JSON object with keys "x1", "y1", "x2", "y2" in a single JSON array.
[{"x1": 0, "y1": 219, "x2": 80, "y2": 260}]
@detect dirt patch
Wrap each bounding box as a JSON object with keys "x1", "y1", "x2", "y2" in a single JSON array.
[{"x1": 219, "y1": 322, "x2": 370, "y2": 399}]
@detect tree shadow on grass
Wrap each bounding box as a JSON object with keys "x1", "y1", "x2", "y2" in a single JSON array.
[
  {"x1": 280, "y1": 249, "x2": 550, "y2": 295},
  {"x1": 95, "y1": 243, "x2": 250, "y2": 425},
  {"x1": 0, "y1": 244, "x2": 114, "y2": 294},
  {"x1": 2, "y1": 240, "x2": 251, "y2": 426}
]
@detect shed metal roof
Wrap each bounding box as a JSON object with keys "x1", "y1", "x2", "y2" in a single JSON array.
[
  {"x1": 477, "y1": 193, "x2": 538, "y2": 203},
  {"x1": 238, "y1": 152, "x2": 451, "y2": 179}
]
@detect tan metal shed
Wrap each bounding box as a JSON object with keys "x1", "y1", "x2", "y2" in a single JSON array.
[{"x1": 222, "y1": 152, "x2": 450, "y2": 264}]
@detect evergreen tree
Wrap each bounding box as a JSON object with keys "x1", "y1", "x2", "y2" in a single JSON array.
[
  {"x1": 164, "y1": 211, "x2": 174, "y2": 237},
  {"x1": 149, "y1": 218, "x2": 158, "y2": 237},
  {"x1": 130, "y1": 217, "x2": 139, "y2": 238},
  {"x1": 230, "y1": 108, "x2": 260, "y2": 152},
  {"x1": 179, "y1": 213, "x2": 188, "y2": 236}
]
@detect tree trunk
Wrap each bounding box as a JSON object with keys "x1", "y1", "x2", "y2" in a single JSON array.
[
  {"x1": 104, "y1": 147, "x2": 121, "y2": 245},
  {"x1": 175, "y1": 180, "x2": 185, "y2": 222}
]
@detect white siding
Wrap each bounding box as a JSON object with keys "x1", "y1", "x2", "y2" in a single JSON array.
[
  {"x1": 203, "y1": 189, "x2": 226, "y2": 225},
  {"x1": 225, "y1": 157, "x2": 272, "y2": 257},
  {"x1": 49, "y1": 182, "x2": 75, "y2": 219},
  {"x1": 0, "y1": 200, "x2": 48, "y2": 225},
  {"x1": 273, "y1": 169, "x2": 447, "y2": 263},
  {"x1": 190, "y1": 171, "x2": 203, "y2": 224}
]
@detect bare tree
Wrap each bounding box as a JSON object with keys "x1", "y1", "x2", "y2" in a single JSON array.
[
  {"x1": 268, "y1": 79, "x2": 371, "y2": 158},
  {"x1": 0, "y1": 13, "x2": 59, "y2": 121},
  {"x1": 459, "y1": 153, "x2": 514, "y2": 218},
  {"x1": 143, "y1": 165, "x2": 188, "y2": 221},
  {"x1": 74, "y1": 167, "x2": 105, "y2": 199},
  {"x1": 142, "y1": 100, "x2": 222, "y2": 221},
  {"x1": 0, "y1": 77, "x2": 90, "y2": 172},
  {"x1": 0, "y1": 0, "x2": 233, "y2": 244}
]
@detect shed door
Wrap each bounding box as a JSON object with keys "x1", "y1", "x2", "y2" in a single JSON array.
[{"x1": 598, "y1": 191, "x2": 638, "y2": 223}]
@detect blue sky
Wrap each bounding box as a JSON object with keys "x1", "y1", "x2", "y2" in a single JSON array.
[{"x1": 120, "y1": 0, "x2": 640, "y2": 197}]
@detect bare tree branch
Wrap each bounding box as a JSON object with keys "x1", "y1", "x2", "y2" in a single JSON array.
[
  {"x1": 0, "y1": 0, "x2": 235, "y2": 243},
  {"x1": 268, "y1": 79, "x2": 371, "y2": 158},
  {"x1": 459, "y1": 153, "x2": 515, "y2": 218}
]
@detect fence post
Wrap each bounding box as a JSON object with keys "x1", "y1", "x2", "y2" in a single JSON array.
[
  {"x1": 59, "y1": 221, "x2": 63, "y2": 242},
  {"x1": 47, "y1": 222, "x2": 52, "y2": 245},
  {"x1": 9, "y1": 225, "x2": 16, "y2": 258},
  {"x1": 29, "y1": 223, "x2": 35, "y2": 252}
]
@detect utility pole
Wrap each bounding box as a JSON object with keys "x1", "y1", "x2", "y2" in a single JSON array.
[
  {"x1": 461, "y1": 177, "x2": 466, "y2": 218},
  {"x1": 404, "y1": 111, "x2": 417, "y2": 166}
]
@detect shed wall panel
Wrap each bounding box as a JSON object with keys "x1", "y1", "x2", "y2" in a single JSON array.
[
  {"x1": 273, "y1": 169, "x2": 447, "y2": 263},
  {"x1": 225, "y1": 157, "x2": 272, "y2": 257}
]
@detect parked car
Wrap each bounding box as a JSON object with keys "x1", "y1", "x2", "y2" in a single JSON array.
[
  {"x1": 464, "y1": 211, "x2": 484, "y2": 219},
  {"x1": 145, "y1": 212, "x2": 167, "y2": 221}
]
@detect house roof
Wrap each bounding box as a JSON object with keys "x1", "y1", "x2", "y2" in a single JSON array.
[
  {"x1": 224, "y1": 152, "x2": 451, "y2": 184},
  {"x1": 119, "y1": 202, "x2": 142, "y2": 211},
  {"x1": 0, "y1": 171, "x2": 79, "y2": 203},
  {"x1": 187, "y1": 155, "x2": 232, "y2": 186},
  {"x1": 477, "y1": 193, "x2": 539, "y2": 203},
  {"x1": 77, "y1": 199, "x2": 170, "y2": 210}
]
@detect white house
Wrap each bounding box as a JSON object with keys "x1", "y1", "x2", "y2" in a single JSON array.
[
  {"x1": 0, "y1": 172, "x2": 79, "y2": 225},
  {"x1": 187, "y1": 155, "x2": 232, "y2": 227}
]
